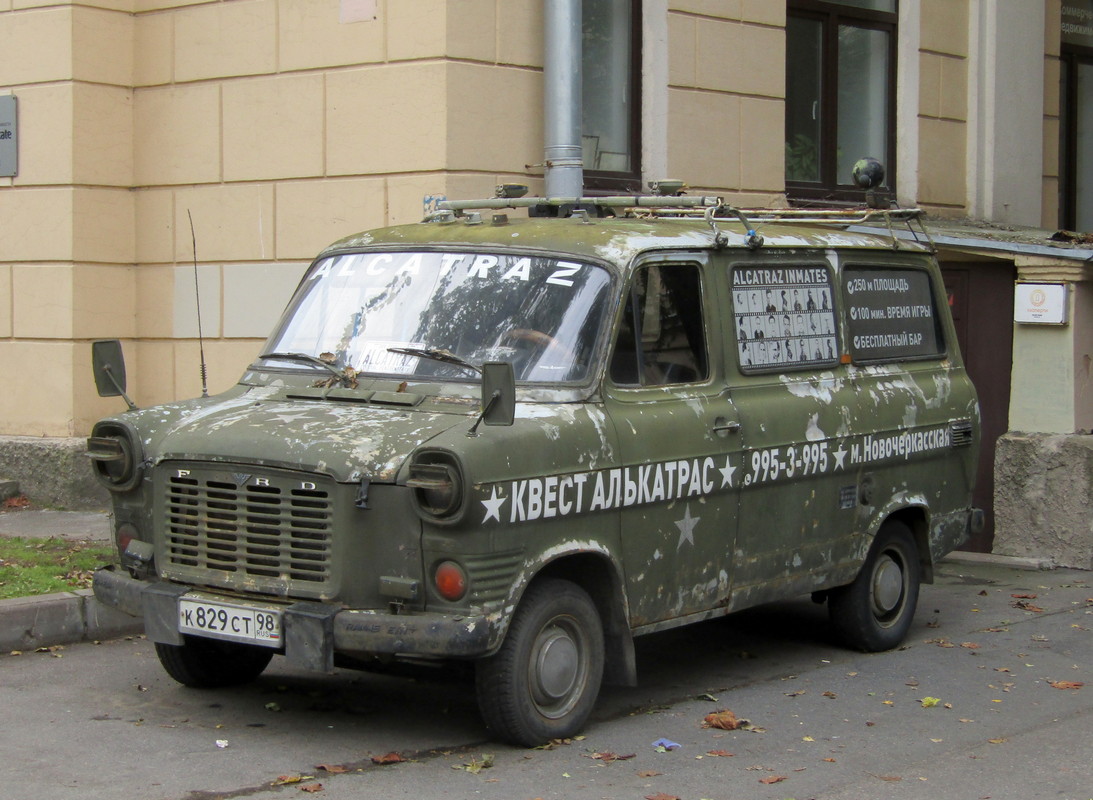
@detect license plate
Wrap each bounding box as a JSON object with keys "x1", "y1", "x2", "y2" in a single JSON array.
[{"x1": 178, "y1": 596, "x2": 283, "y2": 648}]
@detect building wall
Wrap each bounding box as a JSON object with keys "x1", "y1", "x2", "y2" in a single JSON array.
[{"x1": 0, "y1": 0, "x2": 1081, "y2": 524}]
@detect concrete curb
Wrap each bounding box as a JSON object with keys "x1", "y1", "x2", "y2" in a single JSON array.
[
  {"x1": 0, "y1": 588, "x2": 142, "y2": 652},
  {"x1": 940, "y1": 550, "x2": 1055, "y2": 571}
]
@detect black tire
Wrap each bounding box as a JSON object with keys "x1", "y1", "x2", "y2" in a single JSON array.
[
  {"x1": 475, "y1": 578, "x2": 605, "y2": 746},
  {"x1": 155, "y1": 636, "x2": 274, "y2": 688},
  {"x1": 828, "y1": 521, "x2": 921, "y2": 652}
]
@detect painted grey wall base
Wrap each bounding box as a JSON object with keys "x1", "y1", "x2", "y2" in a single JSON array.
[
  {"x1": 994, "y1": 433, "x2": 1093, "y2": 570},
  {"x1": 0, "y1": 436, "x2": 109, "y2": 510}
]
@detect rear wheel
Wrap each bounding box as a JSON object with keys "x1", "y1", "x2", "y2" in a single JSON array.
[
  {"x1": 155, "y1": 636, "x2": 274, "y2": 688},
  {"x1": 476, "y1": 578, "x2": 604, "y2": 746},
  {"x1": 828, "y1": 520, "x2": 921, "y2": 652}
]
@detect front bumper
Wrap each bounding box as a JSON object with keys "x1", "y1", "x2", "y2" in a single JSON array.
[{"x1": 92, "y1": 565, "x2": 494, "y2": 672}]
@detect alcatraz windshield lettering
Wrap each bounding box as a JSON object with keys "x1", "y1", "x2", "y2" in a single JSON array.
[{"x1": 310, "y1": 253, "x2": 583, "y2": 287}]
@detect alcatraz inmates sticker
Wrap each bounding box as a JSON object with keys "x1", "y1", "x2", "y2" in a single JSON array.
[{"x1": 477, "y1": 424, "x2": 954, "y2": 525}]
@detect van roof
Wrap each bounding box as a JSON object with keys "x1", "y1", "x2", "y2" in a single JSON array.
[{"x1": 320, "y1": 198, "x2": 934, "y2": 265}]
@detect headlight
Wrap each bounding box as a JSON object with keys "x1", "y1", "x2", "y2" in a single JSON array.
[
  {"x1": 86, "y1": 423, "x2": 143, "y2": 492},
  {"x1": 406, "y1": 454, "x2": 464, "y2": 520}
]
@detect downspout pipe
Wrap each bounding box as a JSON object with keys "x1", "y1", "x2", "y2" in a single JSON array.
[{"x1": 544, "y1": 0, "x2": 584, "y2": 198}]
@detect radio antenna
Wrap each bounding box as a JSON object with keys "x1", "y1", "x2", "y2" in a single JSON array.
[{"x1": 187, "y1": 209, "x2": 209, "y2": 398}]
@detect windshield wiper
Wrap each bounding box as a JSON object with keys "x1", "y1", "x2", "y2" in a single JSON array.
[
  {"x1": 386, "y1": 347, "x2": 481, "y2": 376},
  {"x1": 259, "y1": 352, "x2": 359, "y2": 388}
]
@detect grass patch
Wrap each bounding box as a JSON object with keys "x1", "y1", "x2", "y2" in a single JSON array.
[{"x1": 0, "y1": 537, "x2": 116, "y2": 600}]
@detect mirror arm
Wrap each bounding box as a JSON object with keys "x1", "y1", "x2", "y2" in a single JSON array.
[
  {"x1": 104, "y1": 364, "x2": 138, "y2": 411},
  {"x1": 467, "y1": 389, "x2": 501, "y2": 438}
]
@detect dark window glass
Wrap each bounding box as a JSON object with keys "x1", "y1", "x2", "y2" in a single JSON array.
[
  {"x1": 610, "y1": 265, "x2": 707, "y2": 386},
  {"x1": 1060, "y1": 46, "x2": 1093, "y2": 232},
  {"x1": 583, "y1": 0, "x2": 641, "y2": 192},
  {"x1": 844, "y1": 267, "x2": 944, "y2": 362},
  {"x1": 786, "y1": 1, "x2": 897, "y2": 201}
]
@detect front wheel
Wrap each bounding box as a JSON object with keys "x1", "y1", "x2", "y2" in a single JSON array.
[
  {"x1": 475, "y1": 578, "x2": 605, "y2": 746},
  {"x1": 155, "y1": 636, "x2": 274, "y2": 688},
  {"x1": 828, "y1": 521, "x2": 921, "y2": 652}
]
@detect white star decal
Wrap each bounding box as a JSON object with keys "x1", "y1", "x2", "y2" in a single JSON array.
[
  {"x1": 481, "y1": 486, "x2": 506, "y2": 523},
  {"x1": 719, "y1": 456, "x2": 737, "y2": 488},
  {"x1": 833, "y1": 443, "x2": 847, "y2": 470},
  {"x1": 675, "y1": 504, "x2": 701, "y2": 550}
]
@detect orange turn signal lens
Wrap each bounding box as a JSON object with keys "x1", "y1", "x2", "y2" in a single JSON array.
[{"x1": 434, "y1": 561, "x2": 467, "y2": 601}]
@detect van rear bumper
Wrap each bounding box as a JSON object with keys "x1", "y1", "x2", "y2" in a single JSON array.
[{"x1": 92, "y1": 565, "x2": 494, "y2": 672}]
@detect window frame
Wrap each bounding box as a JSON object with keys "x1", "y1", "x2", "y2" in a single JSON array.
[
  {"x1": 583, "y1": 0, "x2": 642, "y2": 194},
  {"x1": 785, "y1": 0, "x2": 898, "y2": 203}
]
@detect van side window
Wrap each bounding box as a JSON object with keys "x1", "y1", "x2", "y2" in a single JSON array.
[
  {"x1": 844, "y1": 267, "x2": 943, "y2": 362},
  {"x1": 609, "y1": 264, "x2": 708, "y2": 386},
  {"x1": 731, "y1": 265, "x2": 838, "y2": 371}
]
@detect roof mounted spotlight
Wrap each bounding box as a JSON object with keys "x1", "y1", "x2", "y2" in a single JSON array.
[
  {"x1": 648, "y1": 179, "x2": 686, "y2": 197},
  {"x1": 495, "y1": 183, "x2": 529, "y2": 199}
]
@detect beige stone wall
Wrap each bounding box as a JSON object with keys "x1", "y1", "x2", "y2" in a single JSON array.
[
  {"x1": 667, "y1": 0, "x2": 786, "y2": 206},
  {"x1": 916, "y1": 0, "x2": 969, "y2": 216},
  {"x1": 0, "y1": 0, "x2": 1063, "y2": 440}
]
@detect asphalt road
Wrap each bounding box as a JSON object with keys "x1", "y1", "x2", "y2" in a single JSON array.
[{"x1": 3, "y1": 560, "x2": 1091, "y2": 800}]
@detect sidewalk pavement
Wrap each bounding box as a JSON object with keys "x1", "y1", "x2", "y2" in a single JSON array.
[
  {"x1": 0, "y1": 509, "x2": 1070, "y2": 654},
  {"x1": 0, "y1": 509, "x2": 143, "y2": 652}
]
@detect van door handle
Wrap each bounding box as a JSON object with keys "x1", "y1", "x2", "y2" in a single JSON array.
[{"x1": 713, "y1": 418, "x2": 741, "y2": 436}]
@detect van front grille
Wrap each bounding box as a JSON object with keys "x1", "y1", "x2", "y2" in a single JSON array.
[{"x1": 162, "y1": 467, "x2": 333, "y2": 589}]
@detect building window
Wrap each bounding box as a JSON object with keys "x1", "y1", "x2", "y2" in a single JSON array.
[
  {"x1": 583, "y1": 0, "x2": 641, "y2": 193},
  {"x1": 785, "y1": 0, "x2": 897, "y2": 201},
  {"x1": 1060, "y1": 2, "x2": 1093, "y2": 231}
]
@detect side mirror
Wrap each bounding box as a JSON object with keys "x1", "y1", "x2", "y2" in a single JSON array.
[
  {"x1": 480, "y1": 362, "x2": 515, "y2": 427},
  {"x1": 92, "y1": 339, "x2": 136, "y2": 410}
]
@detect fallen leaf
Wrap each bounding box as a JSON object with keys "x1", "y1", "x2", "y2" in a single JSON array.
[
  {"x1": 702, "y1": 710, "x2": 744, "y2": 730},
  {"x1": 959, "y1": 718, "x2": 975, "y2": 723},
  {"x1": 264, "y1": 702, "x2": 282, "y2": 712},
  {"x1": 371, "y1": 752, "x2": 405, "y2": 765},
  {"x1": 637, "y1": 769, "x2": 662, "y2": 778},
  {"x1": 875, "y1": 775, "x2": 902, "y2": 782},
  {"x1": 920, "y1": 696, "x2": 941, "y2": 708},
  {"x1": 644, "y1": 793, "x2": 680, "y2": 800},
  {"x1": 706, "y1": 749, "x2": 734, "y2": 757},
  {"x1": 454, "y1": 755, "x2": 493, "y2": 774},
  {"x1": 784, "y1": 689, "x2": 806, "y2": 697},
  {"x1": 823, "y1": 758, "x2": 836, "y2": 763},
  {"x1": 1011, "y1": 600, "x2": 1044, "y2": 612},
  {"x1": 758, "y1": 775, "x2": 787, "y2": 785},
  {"x1": 978, "y1": 590, "x2": 988, "y2": 596},
  {"x1": 988, "y1": 737, "x2": 1007, "y2": 744},
  {"x1": 583, "y1": 752, "x2": 636, "y2": 763},
  {"x1": 961, "y1": 642, "x2": 980, "y2": 649},
  {"x1": 272, "y1": 775, "x2": 312, "y2": 786},
  {"x1": 1011, "y1": 593, "x2": 1037, "y2": 599},
  {"x1": 314, "y1": 764, "x2": 348, "y2": 774},
  {"x1": 822, "y1": 691, "x2": 837, "y2": 699},
  {"x1": 1049, "y1": 681, "x2": 1084, "y2": 690},
  {"x1": 300, "y1": 784, "x2": 323, "y2": 794}
]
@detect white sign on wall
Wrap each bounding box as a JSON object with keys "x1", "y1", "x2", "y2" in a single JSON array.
[{"x1": 1014, "y1": 282, "x2": 1069, "y2": 325}]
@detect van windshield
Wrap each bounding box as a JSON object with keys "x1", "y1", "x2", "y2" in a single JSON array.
[{"x1": 262, "y1": 251, "x2": 613, "y2": 384}]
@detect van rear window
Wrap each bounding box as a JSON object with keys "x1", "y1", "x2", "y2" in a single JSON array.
[{"x1": 844, "y1": 267, "x2": 943, "y2": 362}]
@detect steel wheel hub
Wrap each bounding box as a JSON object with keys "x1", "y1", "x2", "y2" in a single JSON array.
[
  {"x1": 871, "y1": 554, "x2": 904, "y2": 616},
  {"x1": 532, "y1": 625, "x2": 580, "y2": 709}
]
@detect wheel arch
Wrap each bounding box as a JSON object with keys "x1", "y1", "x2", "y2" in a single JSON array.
[
  {"x1": 524, "y1": 552, "x2": 637, "y2": 687},
  {"x1": 878, "y1": 505, "x2": 933, "y2": 583}
]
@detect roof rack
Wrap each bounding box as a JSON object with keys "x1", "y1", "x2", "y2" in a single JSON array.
[{"x1": 425, "y1": 190, "x2": 934, "y2": 252}]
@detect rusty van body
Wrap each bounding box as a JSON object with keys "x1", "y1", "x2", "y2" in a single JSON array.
[{"x1": 90, "y1": 194, "x2": 981, "y2": 745}]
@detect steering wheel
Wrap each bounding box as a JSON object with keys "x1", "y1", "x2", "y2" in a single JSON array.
[{"x1": 503, "y1": 328, "x2": 576, "y2": 368}]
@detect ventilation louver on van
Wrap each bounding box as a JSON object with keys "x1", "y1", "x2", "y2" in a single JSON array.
[{"x1": 949, "y1": 420, "x2": 974, "y2": 447}]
